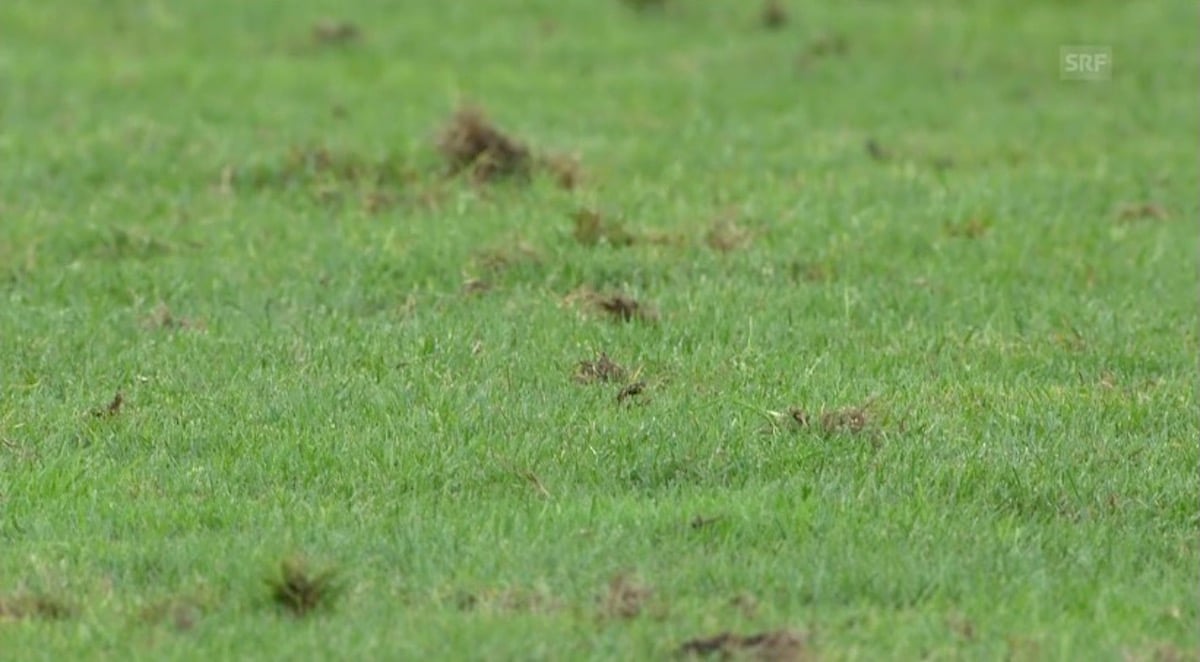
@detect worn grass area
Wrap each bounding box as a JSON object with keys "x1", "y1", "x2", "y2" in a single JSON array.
[{"x1": 1, "y1": 1, "x2": 1197, "y2": 659}]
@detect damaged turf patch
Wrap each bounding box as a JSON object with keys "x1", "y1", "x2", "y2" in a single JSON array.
[
  {"x1": 563, "y1": 286, "x2": 660, "y2": 323},
  {"x1": 573, "y1": 352, "x2": 627, "y2": 384},
  {"x1": 267, "y1": 558, "x2": 340, "y2": 618},
  {"x1": 0, "y1": 594, "x2": 75, "y2": 622},
  {"x1": 597, "y1": 573, "x2": 654, "y2": 620},
  {"x1": 573, "y1": 209, "x2": 635, "y2": 247},
  {"x1": 437, "y1": 106, "x2": 532, "y2": 184},
  {"x1": 797, "y1": 33, "x2": 849, "y2": 70},
  {"x1": 227, "y1": 145, "x2": 416, "y2": 212},
  {"x1": 471, "y1": 239, "x2": 542, "y2": 275},
  {"x1": 1115, "y1": 202, "x2": 1170, "y2": 223},
  {"x1": 571, "y1": 208, "x2": 681, "y2": 248},
  {"x1": 944, "y1": 217, "x2": 991, "y2": 239},
  {"x1": 679, "y1": 629, "x2": 810, "y2": 661},
  {"x1": 759, "y1": 398, "x2": 883, "y2": 441},
  {"x1": 616, "y1": 380, "x2": 647, "y2": 405},
  {"x1": 310, "y1": 19, "x2": 362, "y2": 47},
  {"x1": 140, "y1": 597, "x2": 207, "y2": 632},
  {"x1": 142, "y1": 303, "x2": 205, "y2": 332},
  {"x1": 598, "y1": 294, "x2": 658, "y2": 323},
  {"x1": 436, "y1": 105, "x2": 583, "y2": 188},
  {"x1": 761, "y1": 0, "x2": 788, "y2": 29},
  {"x1": 455, "y1": 585, "x2": 561, "y2": 614},
  {"x1": 705, "y1": 215, "x2": 754, "y2": 253},
  {"x1": 90, "y1": 391, "x2": 124, "y2": 418}
]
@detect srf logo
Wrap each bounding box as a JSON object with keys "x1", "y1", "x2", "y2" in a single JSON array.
[{"x1": 1060, "y1": 46, "x2": 1112, "y2": 81}]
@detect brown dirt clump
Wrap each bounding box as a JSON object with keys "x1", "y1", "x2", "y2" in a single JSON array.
[
  {"x1": 679, "y1": 630, "x2": 810, "y2": 661},
  {"x1": 865, "y1": 138, "x2": 890, "y2": 162},
  {"x1": 456, "y1": 586, "x2": 561, "y2": 614},
  {"x1": 267, "y1": 559, "x2": 340, "y2": 617},
  {"x1": 0, "y1": 594, "x2": 74, "y2": 621},
  {"x1": 797, "y1": 34, "x2": 849, "y2": 70},
  {"x1": 573, "y1": 209, "x2": 635, "y2": 247},
  {"x1": 944, "y1": 218, "x2": 990, "y2": 239},
  {"x1": 599, "y1": 294, "x2": 658, "y2": 323},
  {"x1": 761, "y1": 0, "x2": 788, "y2": 29},
  {"x1": 622, "y1": 0, "x2": 668, "y2": 10},
  {"x1": 140, "y1": 598, "x2": 204, "y2": 632},
  {"x1": 228, "y1": 145, "x2": 414, "y2": 213},
  {"x1": 472, "y1": 240, "x2": 542, "y2": 275},
  {"x1": 541, "y1": 154, "x2": 584, "y2": 190},
  {"x1": 705, "y1": 217, "x2": 753, "y2": 253},
  {"x1": 1116, "y1": 202, "x2": 1169, "y2": 223},
  {"x1": 616, "y1": 381, "x2": 647, "y2": 405},
  {"x1": 574, "y1": 352, "x2": 627, "y2": 384},
  {"x1": 311, "y1": 19, "x2": 361, "y2": 46},
  {"x1": 562, "y1": 286, "x2": 660, "y2": 323},
  {"x1": 598, "y1": 573, "x2": 653, "y2": 620},
  {"x1": 91, "y1": 391, "x2": 124, "y2": 418},
  {"x1": 781, "y1": 400, "x2": 876, "y2": 437},
  {"x1": 790, "y1": 260, "x2": 835, "y2": 283},
  {"x1": 437, "y1": 106, "x2": 532, "y2": 184},
  {"x1": 461, "y1": 278, "x2": 492, "y2": 296},
  {"x1": 143, "y1": 303, "x2": 205, "y2": 331}
]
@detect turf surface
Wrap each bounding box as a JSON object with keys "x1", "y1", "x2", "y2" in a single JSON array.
[{"x1": 1, "y1": 1, "x2": 1196, "y2": 659}]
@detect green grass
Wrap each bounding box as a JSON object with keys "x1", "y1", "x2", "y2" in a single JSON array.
[{"x1": 1, "y1": 1, "x2": 1196, "y2": 659}]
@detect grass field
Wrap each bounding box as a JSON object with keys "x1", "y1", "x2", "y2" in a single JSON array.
[{"x1": 1, "y1": 1, "x2": 1197, "y2": 659}]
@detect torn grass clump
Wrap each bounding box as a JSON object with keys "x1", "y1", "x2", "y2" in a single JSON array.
[
  {"x1": 437, "y1": 106, "x2": 583, "y2": 188},
  {"x1": 267, "y1": 559, "x2": 340, "y2": 617},
  {"x1": 679, "y1": 629, "x2": 809, "y2": 660},
  {"x1": 573, "y1": 352, "x2": 627, "y2": 384},
  {"x1": 437, "y1": 106, "x2": 532, "y2": 184},
  {"x1": 573, "y1": 209, "x2": 635, "y2": 247}
]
